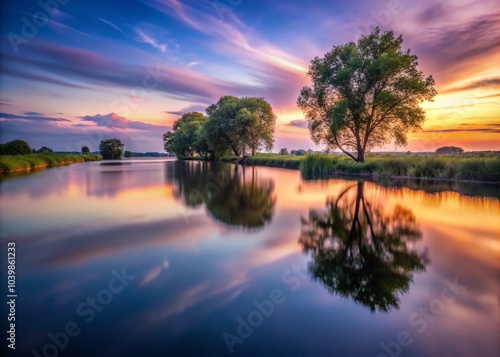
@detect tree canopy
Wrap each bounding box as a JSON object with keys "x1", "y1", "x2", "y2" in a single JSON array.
[
  {"x1": 297, "y1": 27, "x2": 437, "y2": 162},
  {"x1": 163, "y1": 96, "x2": 277, "y2": 160},
  {"x1": 99, "y1": 139, "x2": 124, "y2": 160},
  {"x1": 167, "y1": 161, "x2": 276, "y2": 229},
  {"x1": 436, "y1": 146, "x2": 464, "y2": 154},
  {"x1": 37, "y1": 146, "x2": 53, "y2": 153},
  {"x1": 81, "y1": 146, "x2": 90, "y2": 154},
  {"x1": 299, "y1": 182, "x2": 427, "y2": 312},
  {"x1": 299, "y1": 181, "x2": 427, "y2": 312},
  {"x1": 204, "y1": 96, "x2": 276, "y2": 158},
  {"x1": 0, "y1": 139, "x2": 32, "y2": 155},
  {"x1": 163, "y1": 112, "x2": 211, "y2": 159}
]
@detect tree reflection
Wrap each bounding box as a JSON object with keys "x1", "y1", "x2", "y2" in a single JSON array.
[
  {"x1": 299, "y1": 181, "x2": 427, "y2": 312},
  {"x1": 166, "y1": 161, "x2": 276, "y2": 229}
]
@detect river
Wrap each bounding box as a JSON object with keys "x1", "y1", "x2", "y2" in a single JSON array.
[{"x1": 1, "y1": 158, "x2": 498, "y2": 357}]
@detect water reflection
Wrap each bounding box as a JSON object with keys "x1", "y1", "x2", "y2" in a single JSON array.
[
  {"x1": 299, "y1": 181, "x2": 428, "y2": 312},
  {"x1": 166, "y1": 161, "x2": 276, "y2": 229}
]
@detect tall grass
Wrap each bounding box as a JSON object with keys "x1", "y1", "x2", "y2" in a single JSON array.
[
  {"x1": 220, "y1": 154, "x2": 302, "y2": 169},
  {"x1": 0, "y1": 153, "x2": 102, "y2": 173},
  {"x1": 244, "y1": 153, "x2": 302, "y2": 169},
  {"x1": 301, "y1": 153, "x2": 500, "y2": 182}
]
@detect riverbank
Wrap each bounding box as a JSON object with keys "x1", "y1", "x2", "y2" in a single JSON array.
[
  {"x1": 0, "y1": 153, "x2": 102, "y2": 173},
  {"x1": 221, "y1": 153, "x2": 500, "y2": 183}
]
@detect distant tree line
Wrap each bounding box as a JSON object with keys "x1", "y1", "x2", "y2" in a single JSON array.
[
  {"x1": 0, "y1": 138, "x2": 128, "y2": 160},
  {"x1": 279, "y1": 148, "x2": 317, "y2": 156},
  {"x1": 436, "y1": 146, "x2": 464, "y2": 154},
  {"x1": 0, "y1": 140, "x2": 54, "y2": 155},
  {"x1": 163, "y1": 96, "x2": 277, "y2": 160}
]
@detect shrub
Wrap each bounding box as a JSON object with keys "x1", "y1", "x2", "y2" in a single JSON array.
[
  {"x1": 436, "y1": 146, "x2": 464, "y2": 154},
  {"x1": 0, "y1": 139, "x2": 32, "y2": 155},
  {"x1": 37, "y1": 146, "x2": 53, "y2": 153}
]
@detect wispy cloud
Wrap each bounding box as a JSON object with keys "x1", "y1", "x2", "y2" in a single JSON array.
[
  {"x1": 99, "y1": 18, "x2": 124, "y2": 33},
  {"x1": 0, "y1": 112, "x2": 171, "y2": 151},
  {"x1": 80, "y1": 113, "x2": 168, "y2": 130},
  {"x1": 286, "y1": 119, "x2": 308, "y2": 129},
  {"x1": 0, "y1": 112, "x2": 70, "y2": 122},
  {"x1": 165, "y1": 104, "x2": 208, "y2": 116},
  {"x1": 134, "y1": 28, "x2": 168, "y2": 53},
  {"x1": 2, "y1": 41, "x2": 259, "y2": 102},
  {"x1": 442, "y1": 78, "x2": 500, "y2": 94},
  {"x1": 423, "y1": 124, "x2": 500, "y2": 134},
  {"x1": 23, "y1": 111, "x2": 44, "y2": 116},
  {"x1": 143, "y1": 0, "x2": 308, "y2": 75}
]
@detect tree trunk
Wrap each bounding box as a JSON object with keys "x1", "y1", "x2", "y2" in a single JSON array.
[
  {"x1": 230, "y1": 144, "x2": 239, "y2": 157},
  {"x1": 356, "y1": 149, "x2": 365, "y2": 163}
]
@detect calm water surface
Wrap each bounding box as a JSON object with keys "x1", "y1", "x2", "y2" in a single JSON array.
[{"x1": 1, "y1": 158, "x2": 499, "y2": 357}]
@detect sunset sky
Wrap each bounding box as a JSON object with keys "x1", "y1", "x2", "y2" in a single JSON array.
[{"x1": 1, "y1": 0, "x2": 499, "y2": 152}]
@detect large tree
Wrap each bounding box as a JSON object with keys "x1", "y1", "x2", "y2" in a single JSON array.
[
  {"x1": 299, "y1": 181, "x2": 427, "y2": 312},
  {"x1": 204, "y1": 96, "x2": 276, "y2": 157},
  {"x1": 99, "y1": 139, "x2": 124, "y2": 160},
  {"x1": 163, "y1": 112, "x2": 211, "y2": 158},
  {"x1": 297, "y1": 27, "x2": 437, "y2": 162}
]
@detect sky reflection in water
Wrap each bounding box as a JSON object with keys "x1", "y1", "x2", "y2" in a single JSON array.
[{"x1": 0, "y1": 159, "x2": 498, "y2": 357}]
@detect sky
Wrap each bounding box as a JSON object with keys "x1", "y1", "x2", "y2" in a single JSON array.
[{"x1": 0, "y1": 0, "x2": 499, "y2": 152}]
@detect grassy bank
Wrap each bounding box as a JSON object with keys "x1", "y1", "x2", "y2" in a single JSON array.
[
  {"x1": 220, "y1": 154, "x2": 303, "y2": 169},
  {"x1": 222, "y1": 153, "x2": 500, "y2": 183},
  {"x1": 0, "y1": 153, "x2": 102, "y2": 173}
]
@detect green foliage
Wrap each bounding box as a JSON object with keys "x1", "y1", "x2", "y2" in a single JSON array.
[
  {"x1": 300, "y1": 153, "x2": 500, "y2": 182},
  {"x1": 204, "y1": 96, "x2": 276, "y2": 157},
  {"x1": 0, "y1": 139, "x2": 32, "y2": 155},
  {"x1": 0, "y1": 153, "x2": 101, "y2": 173},
  {"x1": 37, "y1": 146, "x2": 53, "y2": 153},
  {"x1": 99, "y1": 139, "x2": 124, "y2": 160},
  {"x1": 279, "y1": 148, "x2": 289, "y2": 155},
  {"x1": 436, "y1": 146, "x2": 464, "y2": 154},
  {"x1": 298, "y1": 27, "x2": 437, "y2": 162},
  {"x1": 220, "y1": 153, "x2": 500, "y2": 182},
  {"x1": 124, "y1": 150, "x2": 133, "y2": 157},
  {"x1": 167, "y1": 161, "x2": 276, "y2": 229},
  {"x1": 300, "y1": 181, "x2": 426, "y2": 312},
  {"x1": 81, "y1": 146, "x2": 90, "y2": 154},
  {"x1": 163, "y1": 112, "x2": 212, "y2": 159}
]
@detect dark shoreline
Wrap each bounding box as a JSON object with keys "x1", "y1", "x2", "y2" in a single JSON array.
[{"x1": 215, "y1": 155, "x2": 500, "y2": 185}]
